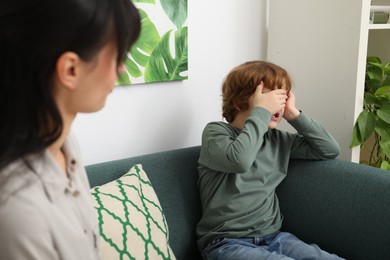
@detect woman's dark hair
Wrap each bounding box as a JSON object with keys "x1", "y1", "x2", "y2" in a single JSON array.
[
  {"x1": 222, "y1": 60, "x2": 292, "y2": 122},
  {"x1": 0, "y1": 0, "x2": 140, "y2": 170}
]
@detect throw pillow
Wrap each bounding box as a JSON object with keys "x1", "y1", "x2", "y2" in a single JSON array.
[{"x1": 91, "y1": 164, "x2": 176, "y2": 260}]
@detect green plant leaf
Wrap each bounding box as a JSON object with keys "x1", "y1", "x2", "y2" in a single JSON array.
[
  {"x1": 379, "y1": 139, "x2": 390, "y2": 159},
  {"x1": 133, "y1": 0, "x2": 156, "y2": 3},
  {"x1": 375, "y1": 86, "x2": 390, "y2": 96},
  {"x1": 117, "y1": 71, "x2": 131, "y2": 85},
  {"x1": 375, "y1": 96, "x2": 390, "y2": 108},
  {"x1": 357, "y1": 111, "x2": 376, "y2": 143},
  {"x1": 383, "y1": 77, "x2": 390, "y2": 86},
  {"x1": 366, "y1": 65, "x2": 383, "y2": 82},
  {"x1": 125, "y1": 57, "x2": 143, "y2": 78},
  {"x1": 353, "y1": 56, "x2": 390, "y2": 170},
  {"x1": 365, "y1": 79, "x2": 382, "y2": 93},
  {"x1": 144, "y1": 26, "x2": 188, "y2": 83},
  {"x1": 160, "y1": 0, "x2": 187, "y2": 29},
  {"x1": 117, "y1": 53, "x2": 144, "y2": 85},
  {"x1": 129, "y1": 9, "x2": 161, "y2": 67},
  {"x1": 366, "y1": 56, "x2": 383, "y2": 84},
  {"x1": 116, "y1": 9, "x2": 160, "y2": 85},
  {"x1": 377, "y1": 105, "x2": 390, "y2": 124},
  {"x1": 384, "y1": 62, "x2": 390, "y2": 76},
  {"x1": 117, "y1": 57, "x2": 143, "y2": 85},
  {"x1": 367, "y1": 56, "x2": 382, "y2": 64},
  {"x1": 350, "y1": 123, "x2": 363, "y2": 148},
  {"x1": 375, "y1": 119, "x2": 390, "y2": 139},
  {"x1": 380, "y1": 160, "x2": 390, "y2": 170},
  {"x1": 364, "y1": 92, "x2": 376, "y2": 106}
]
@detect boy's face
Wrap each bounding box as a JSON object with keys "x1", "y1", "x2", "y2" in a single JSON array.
[{"x1": 263, "y1": 86, "x2": 286, "y2": 129}]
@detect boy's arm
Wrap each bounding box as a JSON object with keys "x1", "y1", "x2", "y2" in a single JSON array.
[
  {"x1": 200, "y1": 83, "x2": 288, "y2": 172},
  {"x1": 200, "y1": 108, "x2": 270, "y2": 173},
  {"x1": 283, "y1": 91, "x2": 339, "y2": 160},
  {"x1": 288, "y1": 112, "x2": 340, "y2": 160}
]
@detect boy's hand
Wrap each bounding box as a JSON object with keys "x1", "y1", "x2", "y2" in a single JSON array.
[
  {"x1": 283, "y1": 91, "x2": 300, "y2": 121},
  {"x1": 250, "y1": 82, "x2": 288, "y2": 115}
]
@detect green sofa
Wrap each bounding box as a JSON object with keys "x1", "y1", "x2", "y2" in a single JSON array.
[{"x1": 85, "y1": 146, "x2": 390, "y2": 260}]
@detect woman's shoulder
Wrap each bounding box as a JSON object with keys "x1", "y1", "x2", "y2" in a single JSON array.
[
  {"x1": 0, "y1": 155, "x2": 49, "y2": 213},
  {"x1": 0, "y1": 170, "x2": 48, "y2": 236},
  {"x1": 0, "y1": 193, "x2": 52, "y2": 258},
  {"x1": 0, "y1": 159, "x2": 36, "y2": 195}
]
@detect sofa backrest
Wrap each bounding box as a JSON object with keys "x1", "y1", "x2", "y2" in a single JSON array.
[
  {"x1": 86, "y1": 145, "x2": 390, "y2": 260},
  {"x1": 279, "y1": 159, "x2": 390, "y2": 260},
  {"x1": 86, "y1": 146, "x2": 202, "y2": 260}
]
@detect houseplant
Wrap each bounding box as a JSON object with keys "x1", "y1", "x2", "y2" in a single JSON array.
[{"x1": 350, "y1": 56, "x2": 390, "y2": 170}]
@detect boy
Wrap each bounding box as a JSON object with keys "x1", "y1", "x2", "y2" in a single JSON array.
[{"x1": 196, "y1": 61, "x2": 342, "y2": 259}]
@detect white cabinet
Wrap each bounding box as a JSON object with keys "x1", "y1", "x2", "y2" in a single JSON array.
[{"x1": 267, "y1": 0, "x2": 390, "y2": 162}]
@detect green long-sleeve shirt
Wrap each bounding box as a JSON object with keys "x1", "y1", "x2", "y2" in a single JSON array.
[{"x1": 196, "y1": 107, "x2": 340, "y2": 251}]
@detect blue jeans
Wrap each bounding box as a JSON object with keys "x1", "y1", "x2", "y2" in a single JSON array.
[{"x1": 201, "y1": 232, "x2": 344, "y2": 260}]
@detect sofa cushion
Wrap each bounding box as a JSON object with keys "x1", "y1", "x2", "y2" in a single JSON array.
[
  {"x1": 91, "y1": 164, "x2": 176, "y2": 260},
  {"x1": 86, "y1": 146, "x2": 203, "y2": 259}
]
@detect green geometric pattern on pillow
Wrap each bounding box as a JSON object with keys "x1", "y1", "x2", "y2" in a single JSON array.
[{"x1": 91, "y1": 164, "x2": 176, "y2": 260}]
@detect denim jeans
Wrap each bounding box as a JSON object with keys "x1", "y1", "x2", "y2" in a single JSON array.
[{"x1": 201, "y1": 231, "x2": 344, "y2": 260}]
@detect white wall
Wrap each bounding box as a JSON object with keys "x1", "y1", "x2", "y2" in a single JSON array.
[
  {"x1": 267, "y1": 0, "x2": 372, "y2": 162},
  {"x1": 72, "y1": 0, "x2": 268, "y2": 165}
]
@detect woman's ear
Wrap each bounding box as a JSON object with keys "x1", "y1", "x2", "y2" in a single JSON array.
[{"x1": 55, "y1": 52, "x2": 81, "y2": 90}]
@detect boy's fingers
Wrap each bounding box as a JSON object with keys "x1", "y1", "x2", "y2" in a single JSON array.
[{"x1": 274, "y1": 88, "x2": 287, "y2": 94}]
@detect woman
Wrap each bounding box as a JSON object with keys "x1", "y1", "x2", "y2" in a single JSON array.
[{"x1": 0, "y1": 0, "x2": 140, "y2": 259}]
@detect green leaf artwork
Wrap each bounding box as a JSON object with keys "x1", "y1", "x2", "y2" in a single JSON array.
[
  {"x1": 145, "y1": 27, "x2": 188, "y2": 82},
  {"x1": 160, "y1": 0, "x2": 188, "y2": 29},
  {"x1": 117, "y1": 0, "x2": 188, "y2": 86}
]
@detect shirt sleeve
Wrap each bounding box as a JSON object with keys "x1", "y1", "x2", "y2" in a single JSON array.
[
  {"x1": 200, "y1": 107, "x2": 271, "y2": 173},
  {"x1": 0, "y1": 203, "x2": 59, "y2": 260},
  {"x1": 288, "y1": 112, "x2": 340, "y2": 159}
]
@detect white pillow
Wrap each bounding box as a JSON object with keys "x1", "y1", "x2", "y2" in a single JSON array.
[{"x1": 91, "y1": 164, "x2": 176, "y2": 260}]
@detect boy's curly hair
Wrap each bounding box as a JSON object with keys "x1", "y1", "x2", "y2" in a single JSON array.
[{"x1": 221, "y1": 60, "x2": 292, "y2": 122}]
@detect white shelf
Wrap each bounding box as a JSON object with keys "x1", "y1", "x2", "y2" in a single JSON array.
[
  {"x1": 369, "y1": 23, "x2": 390, "y2": 29},
  {"x1": 369, "y1": 5, "x2": 390, "y2": 29},
  {"x1": 370, "y1": 5, "x2": 390, "y2": 12}
]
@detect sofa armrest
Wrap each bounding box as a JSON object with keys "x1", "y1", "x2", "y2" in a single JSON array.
[{"x1": 277, "y1": 159, "x2": 390, "y2": 260}]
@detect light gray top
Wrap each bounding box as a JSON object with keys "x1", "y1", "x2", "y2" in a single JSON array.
[{"x1": 0, "y1": 133, "x2": 99, "y2": 260}]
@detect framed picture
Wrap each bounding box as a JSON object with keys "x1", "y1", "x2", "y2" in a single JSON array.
[{"x1": 118, "y1": 0, "x2": 188, "y2": 85}]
